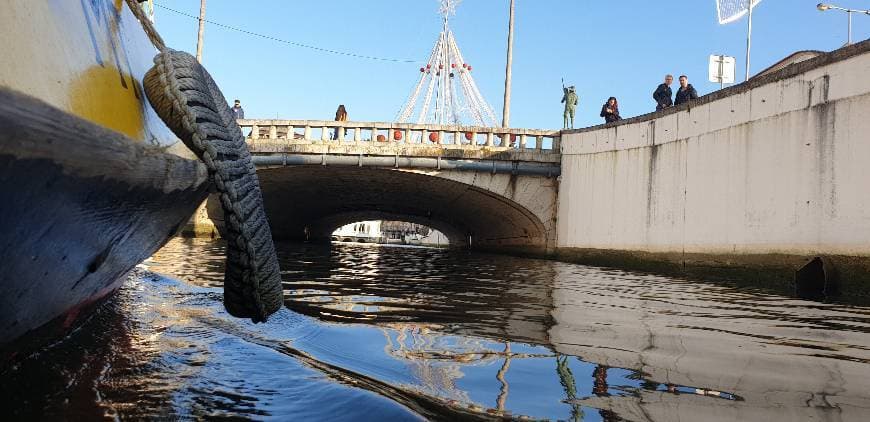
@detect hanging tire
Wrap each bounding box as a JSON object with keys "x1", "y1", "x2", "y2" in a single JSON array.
[{"x1": 143, "y1": 49, "x2": 282, "y2": 323}]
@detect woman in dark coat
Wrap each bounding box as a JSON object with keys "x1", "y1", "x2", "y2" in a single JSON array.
[
  {"x1": 332, "y1": 104, "x2": 348, "y2": 140},
  {"x1": 600, "y1": 97, "x2": 621, "y2": 123}
]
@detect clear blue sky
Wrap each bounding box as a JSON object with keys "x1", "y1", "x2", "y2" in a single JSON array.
[{"x1": 153, "y1": 0, "x2": 870, "y2": 129}]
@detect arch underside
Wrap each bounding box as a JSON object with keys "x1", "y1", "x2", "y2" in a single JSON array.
[{"x1": 249, "y1": 166, "x2": 549, "y2": 251}]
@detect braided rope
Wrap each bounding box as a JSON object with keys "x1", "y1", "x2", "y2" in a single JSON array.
[{"x1": 124, "y1": 0, "x2": 166, "y2": 51}]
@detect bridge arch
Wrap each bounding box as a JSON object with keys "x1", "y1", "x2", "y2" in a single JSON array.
[
  {"x1": 243, "y1": 165, "x2": 554, "y2": 252},
  {"x1": 313, "y1": 212, "x2": 463, "y2": 245}
]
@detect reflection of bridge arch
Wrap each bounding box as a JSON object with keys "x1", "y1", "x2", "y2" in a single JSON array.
[{"x1": 238, "y1": 165, "x2": 556, "y2": 252}]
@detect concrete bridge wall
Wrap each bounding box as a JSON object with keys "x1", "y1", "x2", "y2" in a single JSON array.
[{"x1": 556, "y1": 41, "x2": 870, "y2": 292}]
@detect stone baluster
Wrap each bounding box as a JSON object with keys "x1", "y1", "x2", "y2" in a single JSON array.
[
  {"x1": 337, "y1": 125, "x2": 345, "y2": 143},
  {"x1": 321, "y1": 125, "x2": 330, "y2": 142},
  {"x1": 303, "y1": 125, "x2": 312, "y2": 142},
  {"x1": 269, "y1": 125, "x2": 277, "y2": 140},
  {"x1": 353, "y1": 127, "x2": 361, "y2": 144},
  {"x1": 486, "y1": 131, "x2": 494, "y2": 147},
  {"x1": 404, "y1": 128, "x2": 411, "y2": 145},
  {"x1": 536, "y1": 135, "x2": 543, "y2": 151},
  {"x1": 520, "y1": 134, "x2": 527, "y2": 151},
  {"x1": 251, "y1": 124, "x2": 260, "y2": 140}
]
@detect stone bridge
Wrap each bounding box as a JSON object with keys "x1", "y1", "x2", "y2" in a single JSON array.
[{"x1": 224, "y1": 120, "x2": 561, "y2": 253}]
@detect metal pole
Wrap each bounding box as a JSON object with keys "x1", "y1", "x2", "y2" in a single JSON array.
[
  {"x1": 848, "y1": 10, "x2": 852, "y2": 45},
  {"x1": 195, "y1": 0, "x2": 207, "y2": 63},
  {"x1": 502, "y1": 0, "x2": 515, "y2": 128},
  {"x1": 745, "y1": 2, "x2": 753, "y2": 81}
]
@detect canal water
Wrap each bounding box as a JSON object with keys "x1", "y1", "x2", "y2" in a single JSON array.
[{"x1": 5, "y1": 238, "x2": 870, "y2": 420}]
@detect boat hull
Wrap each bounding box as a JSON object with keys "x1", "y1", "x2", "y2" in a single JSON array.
[
  {"x1": 0, "y1": 0, "x2": 211, "y2": 353},
  {"x1": 0, "y1": 87, "x2": 210, "y2": 352}
]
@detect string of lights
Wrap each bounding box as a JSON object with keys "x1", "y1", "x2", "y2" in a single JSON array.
[{"x1": 154, "y1": 2, "x2": 421, "y2": 63}]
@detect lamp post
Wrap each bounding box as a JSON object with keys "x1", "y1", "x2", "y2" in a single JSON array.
[
  {"x1": 502, "y1": 0, "x2": 515, "y2": 129},
  {"x1": 196, "y1": 0, "x2": 207, "y2": 63},
  {"x1": 817, "y1": 3, "x2": 870, "y2": 45},
  {"x1": 745, "y1": 2, "x2": 753, "y2": 81}
]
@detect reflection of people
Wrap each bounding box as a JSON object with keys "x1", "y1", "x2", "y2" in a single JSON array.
[
  {"x1": 231, "y1": 99, "x2": 245, "y2": 119},
  {"x1": 592, "y1": 364, "x2": 609, "y2": 396},
  {"x1": 561, "y1": 85, "x2": 579, "y2": 129},
  {"x1": 592, "y1": 365, "x2": 619, "y2": 421},
  {"x1": 600, "y1": 97, "x2": 621, "y2": 123}
]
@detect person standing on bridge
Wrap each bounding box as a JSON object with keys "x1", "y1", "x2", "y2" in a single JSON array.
[
  {"x1": 653, "y1": 75, "x2": 674, "y2": 111},
  {"x1": 600, "y1": 97, "x2": 621, "y2": 124},
  {"x1": 231, "y1": 99, "x2": 245, "y2": 120},
  {"x1": 674, "y1": 75, "x2": 699, "y2": 106},
  {"x1": 334, "y1": 104, "x2": 348, "y2": 122},
  {"x1": 332, "y1": 104, "x2": 348, "y2": 140}
]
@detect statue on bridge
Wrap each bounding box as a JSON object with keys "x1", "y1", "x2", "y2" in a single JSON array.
[{"x1": 561, "y1": 83, "x2": 579, "y2": 129}]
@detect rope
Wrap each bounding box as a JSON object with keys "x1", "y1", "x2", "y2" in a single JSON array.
[
  {"x1": 124, "y1": 0, "x2": 166, "y2": 51},
  {"x1": 154, "y1": 2, "x2": 420, "y2": 63}
]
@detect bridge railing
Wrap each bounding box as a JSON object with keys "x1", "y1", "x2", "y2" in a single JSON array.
[{"x1": 237, "y1": 119, "x2": 560, "y2": 152}]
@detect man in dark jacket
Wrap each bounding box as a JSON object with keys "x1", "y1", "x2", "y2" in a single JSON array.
[
  {"x1": 653, "y1": 74, "x2": 673, "y2": 110},
  {"x1": 232, "y1": 99, "x2": 245, "y2": 119},
  {"x1": 674, "y1": 75, "x2": 699, "y2": 106}
]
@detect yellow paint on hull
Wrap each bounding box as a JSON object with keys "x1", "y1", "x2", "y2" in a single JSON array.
[
  {"x1": 0, "y1": 0, "x2": 179, "y2": 147},
  {"x1": 69, "y1": 65, "x2": 146, "y2": 140}
]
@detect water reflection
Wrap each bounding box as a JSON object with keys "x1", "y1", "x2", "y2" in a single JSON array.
[
  {"x1": 9, "y1": 238, "x2": 870, "y2": 420},
  {"x1": 148, "y1": 239, "x2": 870, "y2": 420},
  {"x1": 169, "y1": 240, "x2": 870, "y2": 419}
]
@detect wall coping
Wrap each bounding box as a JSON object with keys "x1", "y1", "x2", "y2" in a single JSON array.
[{"x1": 562, "y1": 39, "x2": 870, "y2": 135}]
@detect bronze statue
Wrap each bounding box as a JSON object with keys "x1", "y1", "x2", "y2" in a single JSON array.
[{"x1": 562, "y1": 84, "x2": 578, "y2": 129}]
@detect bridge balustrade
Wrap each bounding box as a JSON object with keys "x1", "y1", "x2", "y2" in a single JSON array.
[{"x1": 237, "y1": 119, "x2": 561, "y2": 153}]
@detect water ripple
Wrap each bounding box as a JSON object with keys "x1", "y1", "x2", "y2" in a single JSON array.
[{"x1": 5, "y1": 238, "x2": 870, "y2": 421}]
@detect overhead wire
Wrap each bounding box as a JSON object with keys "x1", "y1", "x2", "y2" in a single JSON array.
[{"x1": 154, "y1": 2, "x2": 420, "y2": 63}]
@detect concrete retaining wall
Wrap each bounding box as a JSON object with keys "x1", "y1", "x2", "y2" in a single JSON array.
[{"x1": 556, "y1": 41, "x2": 870, "y2": 293}]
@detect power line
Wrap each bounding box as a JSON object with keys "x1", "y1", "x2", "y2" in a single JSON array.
[{"x1": 154, "y1": 3, "x2": 420, "y2": 63}]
